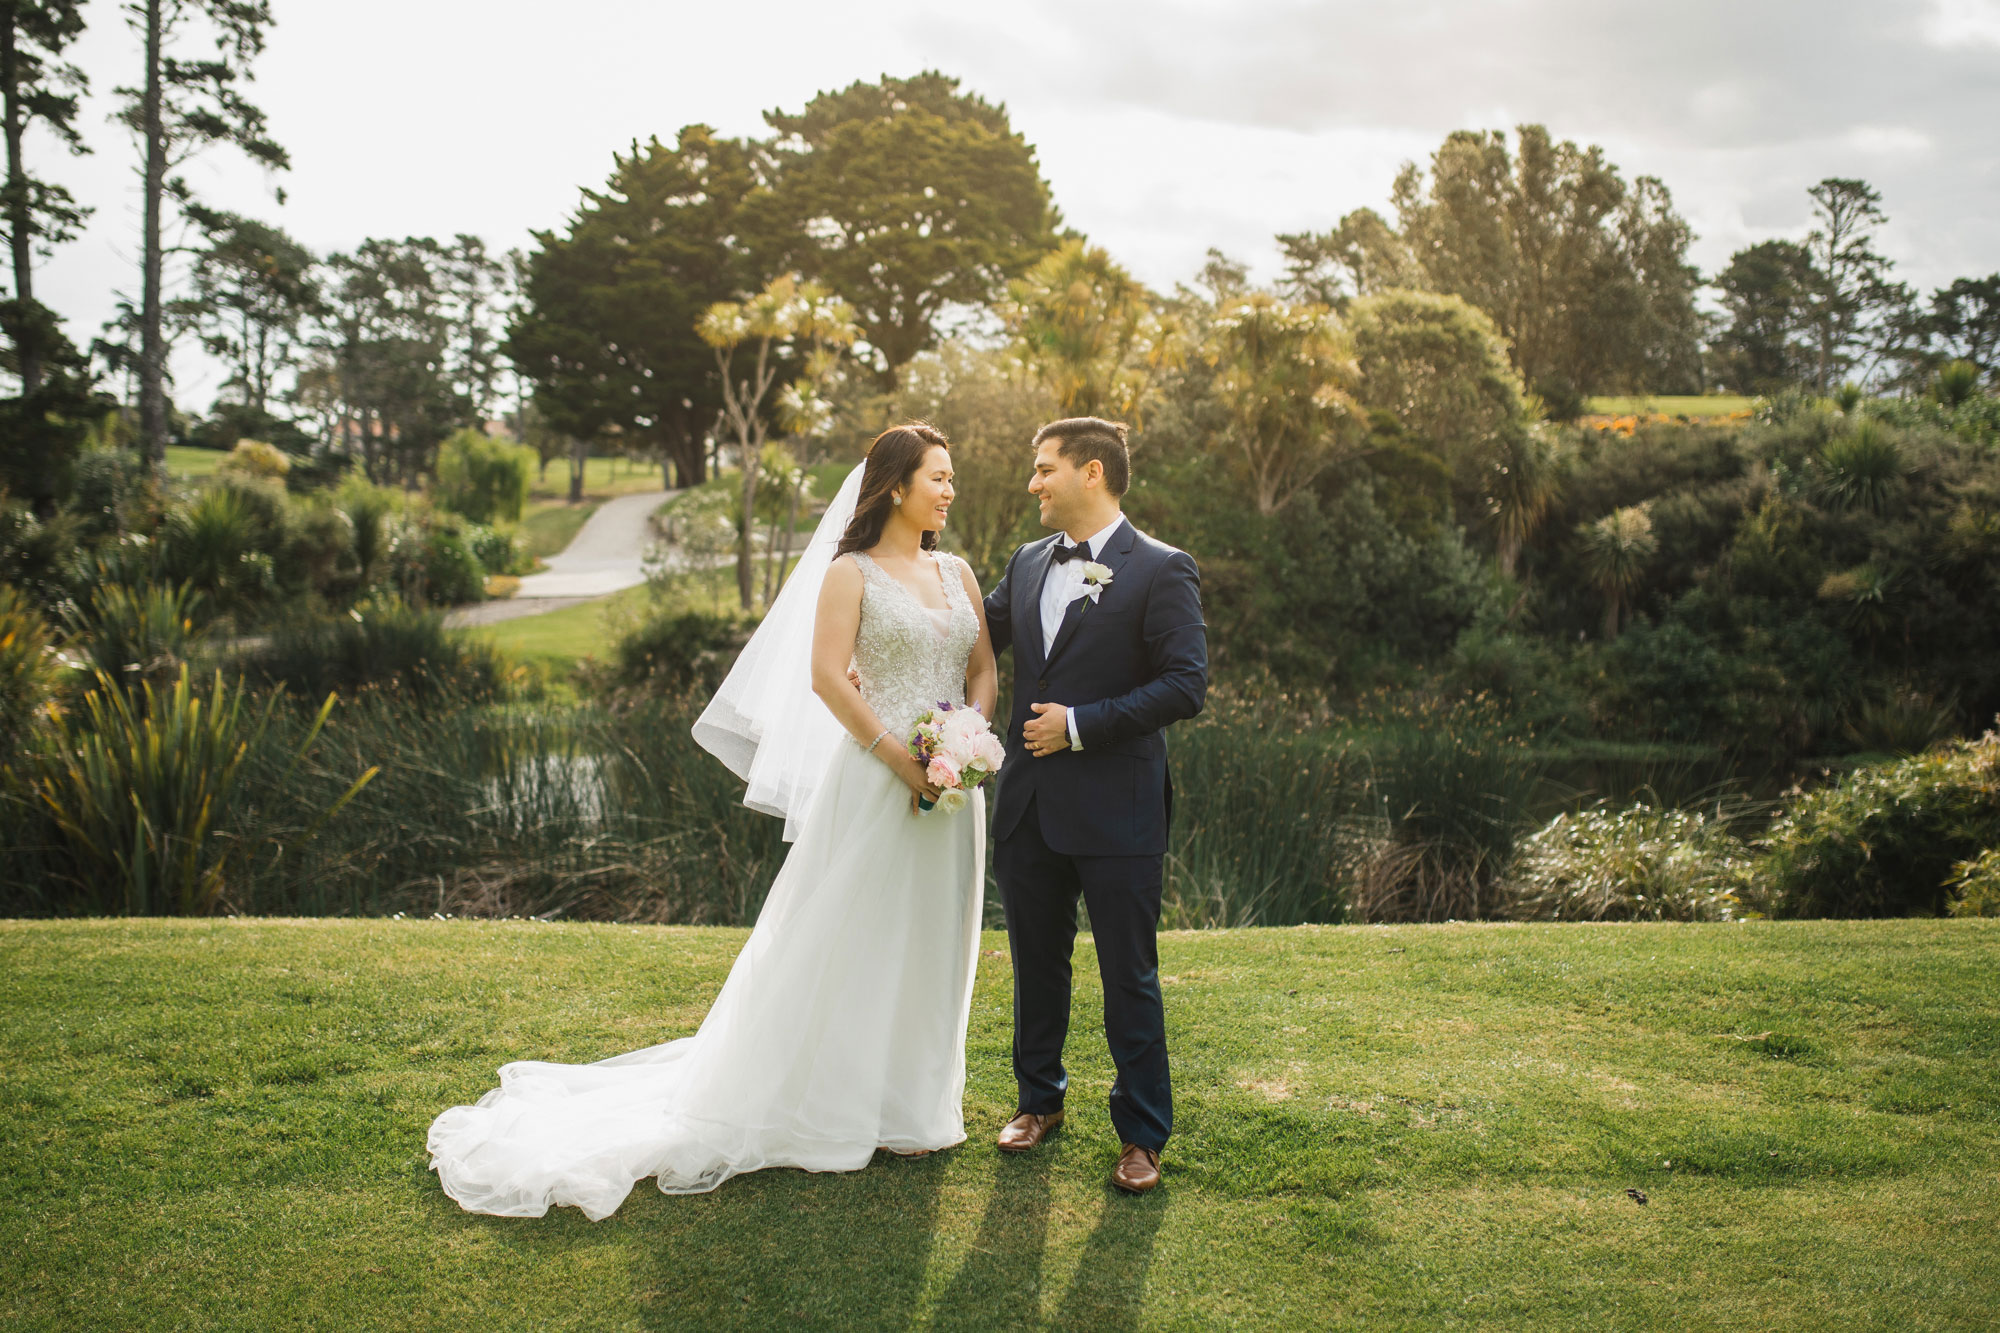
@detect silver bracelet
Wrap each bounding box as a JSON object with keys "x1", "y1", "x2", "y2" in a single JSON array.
[{"x1": 865, "y1": 729, "x2": 890, "y2": 753}]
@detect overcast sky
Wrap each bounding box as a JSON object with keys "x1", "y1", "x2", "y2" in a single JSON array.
[{"x1": 34, "y1": 0, "x2": 2000, "y2": 404}]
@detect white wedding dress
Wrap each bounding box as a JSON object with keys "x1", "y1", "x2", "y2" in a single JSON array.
[{"x1": 427, "y1": 549, "x2": 986, "y2": 1219}]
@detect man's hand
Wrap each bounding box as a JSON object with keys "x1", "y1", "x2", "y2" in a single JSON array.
[{"x1": 1024, "y1": 701, "x2": 1070, "y2": 757}]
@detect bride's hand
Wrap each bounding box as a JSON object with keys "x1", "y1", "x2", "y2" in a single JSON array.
[{"x1": 886, "y1": 752, "x2": 942, "y2": 808}]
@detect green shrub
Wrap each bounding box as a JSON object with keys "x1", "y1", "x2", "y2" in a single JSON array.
[
  {"x1": 0, "y1": 500, "x2": 84, "y2": 611},
  {"x1": 435, "y1": 428, "x2": 533, "y2": 525},
  {"x1": 217, "y1": 438, "x2": 293, "y2": 481},
  {"x1": 1347, "y1": 695, "x2": 1546, "y2": 921},
  {"x1": 158, "y1": 482, "x2": 284, "y2": 615},
  {"x1": 1760, "y1": 726, "x2": 2000, "y2": 918},
  {"x1": 67, "y1": 448, "x2": 148, "y2": 538},
  {"x1": 605, "y1": 606, "x2": 753, "y2": 696},
  {"x1": 14, "y1": 666, "x2": 375, "y2": 914},
  {"x1": 1948, "y1": 848, "x2": 2000, "y2": 918},
  {"x1": 1506, "y1": 802, "x2": 1751, "y2": 921},
  {"x1": 385, "y1": 513, "x2": 486, "y2": 607},
  {"x1": 60, "y1": 582, "x2": 208, "y2": 690},
  {"x1": 463, "y1": 522, "x2": 527, "y2": 577},
  {"x1": 0, "y1": 584, "x2": 60, "y2": 766},
  {"x1": 240, "y1": 600, "x2": 505, "y2": 707}
]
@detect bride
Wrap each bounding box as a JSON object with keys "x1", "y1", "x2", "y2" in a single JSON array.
[{"x1": 427, "y1": 423, "x2": 999, "y2": 1219}]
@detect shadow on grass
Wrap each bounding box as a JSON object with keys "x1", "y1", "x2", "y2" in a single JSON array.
[
  {"x1": 930, "y1": 1150, "x2": 1054, "y2": 1328},
  {"x1": 1049, "y1": 1188, "x2": 1170, "y2": 1331},
  {"x1": 632, "y1": 1150, "x2": 949, "y2": 1332}
]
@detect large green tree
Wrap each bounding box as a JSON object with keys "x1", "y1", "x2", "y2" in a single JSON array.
[
  {"x1": 1294, "y1": 125, "x2": 1704, "y2": 405},
  {"x1": 507, "y1": 126, "x2": 763, "y2": 493},
  {"x1": 1800, "y1": 178, "x2": 1907, "y2": 394},
  {"x1": 1346, "y1": 288, "x2": 1541, "y2": 562},
  {"x1": 1711, "y1": 239, "x2": 1817, "y2": 394},
  {"x1": 117, "y1": 0, "x2": 287, "y2": 476},
  {"x1": 315, "y1": 238, "x2": 467, "y2": 487},
  {"x1": 0, "y1": 0, "x2": 96, "y2": 512},
  {"x1": 185, "y1": 208, "x2": 317, "y2": 418},
  {"x1": 0, "y1": 0, "x2": 87, "y2": 398},
  {"x1": 1926, "y1": 275, "x2": 2000, "y2": 385},
  {"x1": 762, "y1": 72, "x2": 1059, "y2": 381}
]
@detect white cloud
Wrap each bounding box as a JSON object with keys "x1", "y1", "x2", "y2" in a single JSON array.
[
  {"x1": 28, "y1": 0, "x2": 2000, "y2": 407},
  {"x1": 1924, "y1": 0, "x2": 2000, "y2": 47}
]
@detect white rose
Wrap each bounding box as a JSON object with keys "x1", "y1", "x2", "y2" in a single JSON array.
[{"x1": 934, "y1": 787, "x2": 969, "y2": 815}]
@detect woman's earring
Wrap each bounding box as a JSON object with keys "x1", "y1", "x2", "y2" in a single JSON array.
[{"x1": 892, "y1": 494, "x2": 902, "y2": 506}]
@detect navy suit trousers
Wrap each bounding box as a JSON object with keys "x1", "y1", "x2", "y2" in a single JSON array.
[{"x1": 995, "y1": 796, "x2": 1173, "y2": 1152}]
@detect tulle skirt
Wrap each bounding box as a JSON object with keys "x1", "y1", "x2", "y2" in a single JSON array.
[{"x1": 426, "y1": 742, "x2": 986, "y2": 1219}]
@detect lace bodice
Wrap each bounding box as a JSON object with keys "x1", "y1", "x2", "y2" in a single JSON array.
[{"x1": 848, "y1": 550, "x2": 979, "y2": 740}]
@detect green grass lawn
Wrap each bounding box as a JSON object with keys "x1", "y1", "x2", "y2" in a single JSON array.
[
  {"x1": 163, "y1": 443, "x2": 227, "y2": 478},
  {"x1": 1583, "y1": 395, "x2": 1758, "y2": 417},
  {"x1": 516, "y1": 499, "x2": 603, "y2": 561},
  {"x1": 530, "y1": 457, "x2": 673, "y2": 501},
  {"x1": 457, "y1": 583, "x2": 651, "y2": 669},
  {"x1": 2, "y1": 918, "x2": 1993, "y2": 1331}
]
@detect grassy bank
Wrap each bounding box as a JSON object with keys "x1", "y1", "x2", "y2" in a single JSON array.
[
  {"x1": 459, "y1": 583, "x2": 649, "y2": 668},
  {"x1": 1, "y1": 917, "x2": 1993, "y2": 1330},
  {"x1": 1582, "y1": 395, "x2": 1757, "y2": 417}
]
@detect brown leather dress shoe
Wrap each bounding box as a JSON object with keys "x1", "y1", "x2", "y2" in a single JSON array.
[
  {"x1": 1111, "y1": 1143, "x2": 1161, "y2": 1194},
  {"x1": 996, "y1": 1110, "x2": 1064, "y2": 1152}
]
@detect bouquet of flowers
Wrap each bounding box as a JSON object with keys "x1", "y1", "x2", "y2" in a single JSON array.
[{"x1": 907, "y1": 701, "x2": 1006, "y2": 814}]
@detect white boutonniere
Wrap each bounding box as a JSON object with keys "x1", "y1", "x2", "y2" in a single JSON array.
[{"x1": 1080, "y1": 561, "x2": 1113, "y2": 603}]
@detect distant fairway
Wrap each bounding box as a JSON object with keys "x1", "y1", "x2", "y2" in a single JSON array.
[{"x1": 1584, "y1": 395, "x2": 1757, "y2": 418}]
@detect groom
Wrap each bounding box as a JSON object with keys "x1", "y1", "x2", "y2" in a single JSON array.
[{"x1": 981, "y1": 417, "x2": 1207, "y2": 1195}]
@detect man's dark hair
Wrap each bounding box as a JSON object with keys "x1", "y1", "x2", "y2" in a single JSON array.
[{"x1": 1032, "y1": 416, "x2": 1130, "y2": 495}]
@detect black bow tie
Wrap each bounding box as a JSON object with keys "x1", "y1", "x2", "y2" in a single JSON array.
[{"x1": 1051, "y1": 541, "x2": 1090, "y2": 565}]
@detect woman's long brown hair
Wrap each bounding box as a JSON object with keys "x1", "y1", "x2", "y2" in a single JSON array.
[{"x1": 835, "y1": 423, "x2": 951, "y2": 557}]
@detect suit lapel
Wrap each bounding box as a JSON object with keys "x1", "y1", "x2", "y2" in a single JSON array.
[
  {"x1": 1043, "y1": 518, "x2": 1135, "y2": 670},
  {"x1": 1019, "y1": 536, "x2": 1058, "y2": 670}
]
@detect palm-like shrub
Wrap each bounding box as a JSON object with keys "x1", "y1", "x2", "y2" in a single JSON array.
[
  {"x1": 1507, "y1": 802, "x2": 1751, "y2": 921},
  {"x1": 1949, "y1": 849, "x2": 2000, "y2": 917},
  {"x1": 1576, "y1": 504, "x2": 1655, "y2": 639},
  {"x1": 19, "y1": 666, "x2": 377, "y2": 914},
  {"x1": 159, "y1": 482, "x2": 280, "y2": 613},
  {"x1": 61, "y1": 582, "x2": 207, "y2": 689},
  {"x1": 1933, "y1": 359, "x2": 1981, "y2": 409},
  {"x1": 1761, "y1": 724, "x2": 2000, "y2": 918},
  {"x1": 1817, "y1": 423, "x2": 1905, "y2": 515}
]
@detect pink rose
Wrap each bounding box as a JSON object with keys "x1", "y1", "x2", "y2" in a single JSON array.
[{"x1": 927, "y1": 756, "x2": 962, "y2": 788}]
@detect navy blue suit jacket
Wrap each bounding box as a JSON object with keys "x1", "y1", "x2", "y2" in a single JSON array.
[{"x1": 983, "y1": 518, "x2": 1207, "y2": 857}]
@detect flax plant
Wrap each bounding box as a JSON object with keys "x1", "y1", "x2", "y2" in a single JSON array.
[{"x1": 22, "y1": 666, "x2": 376, "y2": 914}]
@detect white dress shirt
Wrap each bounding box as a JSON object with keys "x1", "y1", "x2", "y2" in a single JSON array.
[{"x1": 1037, "y1": 516, "x2": 1123, "y2": 750}]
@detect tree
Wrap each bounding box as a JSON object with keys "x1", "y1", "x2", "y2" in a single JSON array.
[
  {"x1": 1369, "y1": 125, "x2": 1703, "y2": 402},
  {"x1": 185, "y1": 209, "x2": 316, "y2": 417},
  {"x1": 1277, "y1": 208, "x2": 1420, "y2": 309},
  {"x1": 1711, "y1": 240, "x2": 1817, "y2": 393},
  {"x1": 894, "y1": 339, "x2": 1058, "y2": 584},
  {"x1": 762, "y1": 72, "x2": 1059, "y2": 381},
  {"x1": 438, "y1": 233, "x2": 504, "y2": 422},
  {"x1": 116, "y1": 0, "x2": 287, "y2": 476},
  {"x1": 1577, "y1": 504, "x2": 1655, "y2": 639},
  {"x1": 696, "y1": 273, "x2": 858, "y2": 609},
  {"x1": 1202, "y1": 290, "x2": 1361, "y2": 515},
  {"x1": 1801, "y1": 178, "x2": 1903, "y2": 393},
  {"x1": 508, "y1": 126, "x2": 763, "y2": 494},
  {"x1": 316, "y1": 238, "x2": 467, "y2": 486},
  {"x1": 1003, "y1": 239, "x2": 1180, "y2": 423},
  {"x1": 1927, "y1": 275, "x2": 2000, "y2": 384},
  {"x1": 1345, "y1": 289, "x2": 1535, "y2": 552},
  {"x1": 0, "y1": 0, "x2": 88, "y2": 398}
]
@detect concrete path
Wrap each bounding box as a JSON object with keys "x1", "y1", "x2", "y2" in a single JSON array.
[{"x1": 514, "y1": 489, "x2": 669, "y2": 598}]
